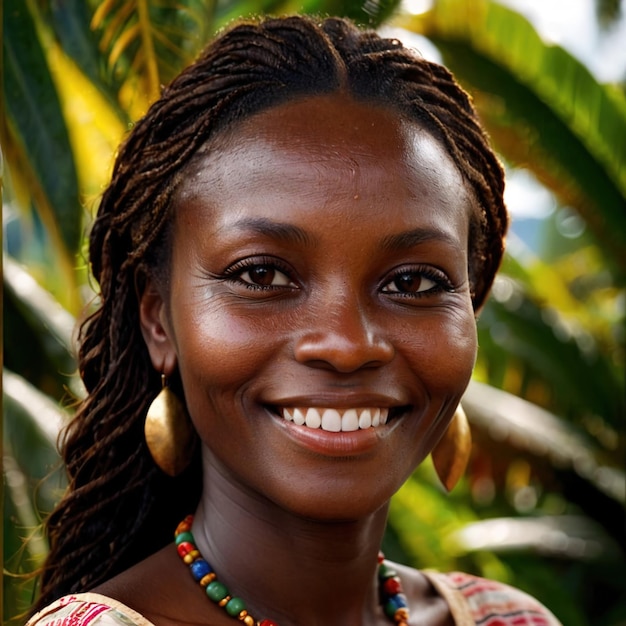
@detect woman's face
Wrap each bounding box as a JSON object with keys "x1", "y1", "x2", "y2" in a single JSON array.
[{"x1": 141, "y1": 94, "x2": 478, "y2": 520}]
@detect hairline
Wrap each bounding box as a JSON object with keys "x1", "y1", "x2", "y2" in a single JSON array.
[{"x1": 151, "y1": 89, "x2": 485, "y2": 298}]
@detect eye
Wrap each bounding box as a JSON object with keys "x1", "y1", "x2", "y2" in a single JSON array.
[
  {"x1": 238, "y1": 264, "x2": 293, "y2": 287},
  {"x1": 381, "y1": 268, "x2": 445, "y2": 296},
  {"x1": 383, "y1": 272, "x2": 435, "y2": 294},
  {"x1": 217, "y1": 256, "x2": 298, "y2": 295}
]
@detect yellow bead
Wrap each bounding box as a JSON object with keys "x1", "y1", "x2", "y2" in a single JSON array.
[
  {"x1": 241, "y1": 616, "x2": 255, "y2": 626},
  {"x1": 395, "y1": 608, "x2": 409, "y2": 622},
  {"x1": 218, "y1": 595, "x2": 232, "y2": 607},
  {"x1": 200, "y1": 573, "x2": 216, "y2": 587},
  {"x1": 183, "y1": 550, "x2": 200, "y2": 564}
]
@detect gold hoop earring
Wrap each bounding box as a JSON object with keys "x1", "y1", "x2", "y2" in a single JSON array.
[
  {"x1": 145, "y1": 374, "x2": 196, "y2": 476},
  {"x1": 431, "y1": 404, "x2": 472, "y2": 492}
]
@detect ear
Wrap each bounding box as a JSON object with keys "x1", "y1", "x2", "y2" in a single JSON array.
[{"x1": 139, "y1": 276, "x2": 177, "y2": 376}]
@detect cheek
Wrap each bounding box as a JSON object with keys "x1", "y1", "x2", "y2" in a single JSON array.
[
  {"x1": 398, "y1": 308, "x2": 477, "y2": 465},
  {"x1": 445, "y1": 308, "x2": 478, "y2": 374},
  {"x1": 405, "y1": 306, "x2": 477, "y2": 396},
  {"x1": 171, "y1": 300, "x2": 284, "y2": 412}
]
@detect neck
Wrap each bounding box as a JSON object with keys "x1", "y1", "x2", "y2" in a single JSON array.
[{"x1": 190, "y1": 451, "x2": 390, "y2": 626}]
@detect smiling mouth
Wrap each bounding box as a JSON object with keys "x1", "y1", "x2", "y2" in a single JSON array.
[{"x1": 280, "y1": 407, "x2": 400, "y2": 432}]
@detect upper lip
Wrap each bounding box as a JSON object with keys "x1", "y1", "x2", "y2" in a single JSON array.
[{"x1": 264, "y1": 393, "x2": 408, "y2": 409}]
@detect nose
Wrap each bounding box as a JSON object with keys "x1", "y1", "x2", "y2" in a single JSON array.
[{"x1": 293, "y1": 301, "x2": 395, "y2": 373}]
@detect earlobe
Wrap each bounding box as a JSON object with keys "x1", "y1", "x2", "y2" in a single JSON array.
[{"x1": 139, "y1": 278, "x2": 177, "y2": 374}]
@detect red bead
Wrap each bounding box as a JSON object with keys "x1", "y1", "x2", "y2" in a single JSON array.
[
  {"x1": 377, "y1": 552, "x2": 385, "y2": 564},
  {"x1": 259, "y1": 621, "x2": 279, "y2": 626},
  {"x1": 383, "y1": 577, "x2": 403, "y2": 595},
  {"x1": 177, "y1": 541, "x2": 195, "y2": 557}
]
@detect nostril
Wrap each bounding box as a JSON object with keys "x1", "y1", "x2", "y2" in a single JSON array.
[{"x1": 293, "y1": 332, "x2": 394, "y2": 373}]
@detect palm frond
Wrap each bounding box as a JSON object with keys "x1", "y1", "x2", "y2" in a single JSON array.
[
  {"x1": 397, "y1": 0, "x2": 626, "y2": 276},
  {"x1": 91, "y1": 0, "x2": 214, "y2": 106}
]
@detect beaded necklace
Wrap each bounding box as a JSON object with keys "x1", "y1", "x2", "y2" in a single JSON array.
[{"x1": 175, "y1": 516, "x2": 410, "y2": 626}]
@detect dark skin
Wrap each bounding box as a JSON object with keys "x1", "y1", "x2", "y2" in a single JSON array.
[{"x1": 95, "y1": 93, "x2": 477, "y2": 625}]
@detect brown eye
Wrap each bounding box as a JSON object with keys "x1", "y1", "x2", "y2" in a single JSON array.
[
  {"x1": 394, "y1": 273, "x2": 421, "y2": 293},
  {"x1": 383, "y1": 272, "x2": 436, "y2": 294},
  {"x1": 239, "y1": 265, "x2": 292, "y2": 287}
]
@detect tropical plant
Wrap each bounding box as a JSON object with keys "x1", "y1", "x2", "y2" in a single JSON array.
[{"x1": 3, "y1": 1, "x2": 625, "y2": 625}]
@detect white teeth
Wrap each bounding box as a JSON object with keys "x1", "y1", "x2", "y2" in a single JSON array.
[
  {"x1": 321, "y1": 409, "x2": 341, "y2": 432},
  {"x1": 293, "y1": 408, "x2": 306, "y2": 426},
  {"x1": 342, "y1": 409, "x2": 359, "y2": 432},
  {"x1": 281, "y1": 407, "x2": 391, "y2": 432},
  {"x1": 305, "y1": 408, "x2": 321, "y2": 429},
  {"x1": 358, "y1": 409, "x2": 372, "y2": 429}
]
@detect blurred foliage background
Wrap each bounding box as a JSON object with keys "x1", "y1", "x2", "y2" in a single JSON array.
[{"x1": 2, "y1": 0, "x2": 624, "y2": 624}]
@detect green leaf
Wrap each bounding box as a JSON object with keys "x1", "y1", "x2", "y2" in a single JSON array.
[
  {"x1": 3, "y1": 370, "x2": 68, "y2": 625},
  {"x1": 211, "y1": 0, "x2": 403, "y2": 38},
  {"x1": 463, "y1": 381, "x2": 625, "y2": 504},
  {"x1": 398, "y1": 0, "x2": 626, "y2": 276},
  {"x1": 2, "y1": 0, "x2": 83, "y2": 256},
  {"x1": 3, "y1": 370, "x2": 67, "y2": 484},
  {"x1": 91, "y1": 0, "x2": 215, "y2": 103},
  {"x1": 315, "y1": 0, "x2": 402, "y2": 26},
  {"x1": 478, "y1": 293, "x2": 622, "y2": 433},
  {"x1": 3, "y1": 255, "x2": 80, "y2": 401},
  {"x1": 4, "y1": 453, "x2": 45, "y2": 626},
  {"x1": 42, "y1": 0, "x2": 130, "y2": 124}
]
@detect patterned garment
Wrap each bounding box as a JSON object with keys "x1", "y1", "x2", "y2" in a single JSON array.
[
  {"x1": 430, "y1": 572, "x2": 563, "y2": 625},
  {"x1": 25, "y1": 572, "x2": 563, "y2": 626},
  {"x1": 25, "y1": 594, "x2": 152, "y2": 626}
]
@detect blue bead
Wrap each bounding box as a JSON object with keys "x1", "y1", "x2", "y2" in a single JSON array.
[
  {"x1": 384, "y1": 593, "x2": 408, "y2": 618},
  {"x1": 190, "y1": 558, "x2": 213, "y2": 581}
]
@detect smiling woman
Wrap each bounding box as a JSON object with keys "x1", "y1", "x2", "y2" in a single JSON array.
[
  {"x1": 139, "y1": 94, "x2": 477, "y2": 523},
  {"x1": 26, "y1": 14, "x2": 560, "y2": 626}
]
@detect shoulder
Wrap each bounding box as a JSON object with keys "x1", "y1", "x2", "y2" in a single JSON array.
[
  {"x1": 426, "y1": 571, "x2": 563, "y2": 625},
  {"x1": 25, "y1": 593, "x2": 155, "y2": 626}
]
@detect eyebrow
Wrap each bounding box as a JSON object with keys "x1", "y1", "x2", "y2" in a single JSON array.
[
  {"x1": 227, "y1": 219, "x2": 457, "y2": 251},
  {"x1": 380, "y1": 227, "x2": 459, "y2": 251},
  {"x1": 230, "y1": 217, "x2": 315, "y2": 246}
]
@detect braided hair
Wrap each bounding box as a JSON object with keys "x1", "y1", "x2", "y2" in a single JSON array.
[{"x1": 35, "y1": 15, "x2": 507, "y2": 611}]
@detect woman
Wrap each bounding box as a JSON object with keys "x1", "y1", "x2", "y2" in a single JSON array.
[{"x1": 27, "y1": 15, "x2": 561, "y2": 626}]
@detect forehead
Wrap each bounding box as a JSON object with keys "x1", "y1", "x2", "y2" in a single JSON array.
[{"x1": 174, "y1": 94, "x2": 474, "y2": 233}]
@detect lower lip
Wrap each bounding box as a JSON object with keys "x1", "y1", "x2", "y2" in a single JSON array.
[{"x1": 272, "y1": 413, "x2": 392, "y2": 457}]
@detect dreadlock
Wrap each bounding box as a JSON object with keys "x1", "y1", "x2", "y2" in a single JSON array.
[{"x1": 34, "y1": 14, "x2": 507, "y2": 612}]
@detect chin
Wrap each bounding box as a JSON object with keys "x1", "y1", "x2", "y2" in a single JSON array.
[{"x1": 266, "y1": 475, "x2": 399, "y2": 524}]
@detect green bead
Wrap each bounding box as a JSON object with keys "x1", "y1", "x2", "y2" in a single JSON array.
[
  {"x1": 175, "y1": 531, "x2": 194, "y2": 545},
  {"x1": 378, "y1": 563, "x2": 397, "y2": 579},
  {"x1": 384, "y1": 600, "x2": 397, "y2": 619},
  {"x1": 206, "y1": 581, "x2": 229, "y2": 602},
  {"x1": 225, "y1": 597, "x2": 247, "y2": 617}
]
